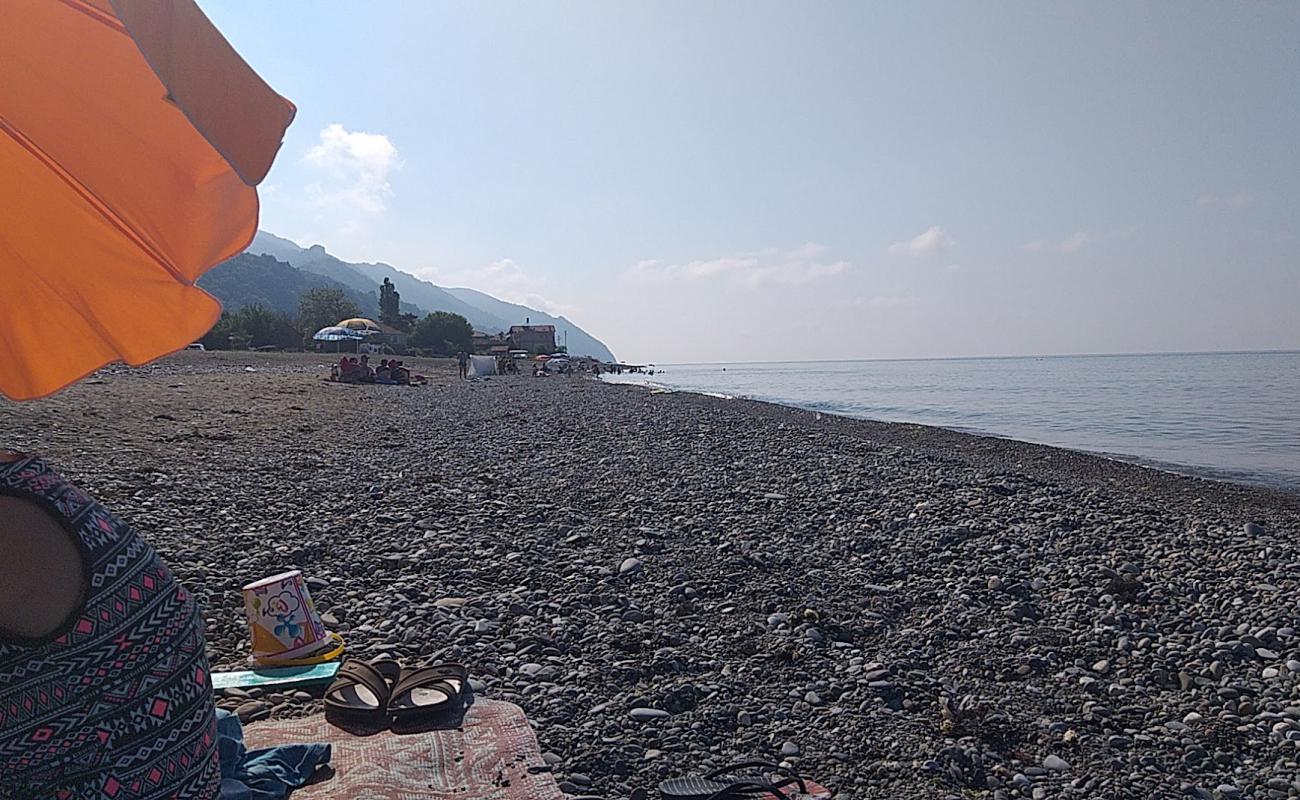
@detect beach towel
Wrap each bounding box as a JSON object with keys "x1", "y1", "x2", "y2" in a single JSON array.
[
  {"x1": 217, "y1": 709, "x2": 331, "y2": 800},
  {"x1": 242, "y1": 699, "x2": 563, "y2": 800}
]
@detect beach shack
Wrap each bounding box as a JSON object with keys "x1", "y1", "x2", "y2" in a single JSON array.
[{"x1": 507, "y1": 323, "x2": 556, "y2": 354}]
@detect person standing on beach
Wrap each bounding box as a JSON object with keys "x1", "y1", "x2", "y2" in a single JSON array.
[{"x1": 457, "y1": 351, "x2": 469, "y2": 380}]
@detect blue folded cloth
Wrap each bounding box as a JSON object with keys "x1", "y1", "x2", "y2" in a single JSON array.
[{"x1": 217, "y1": 709, "x2": 332, "y2": 800}]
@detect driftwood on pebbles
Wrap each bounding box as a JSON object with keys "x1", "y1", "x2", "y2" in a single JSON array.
[{"x1": 2, "y1": 352, "x2": 1298, "y2": 800}]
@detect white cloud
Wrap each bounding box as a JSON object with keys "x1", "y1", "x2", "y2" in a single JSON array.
[
  {"x1": 1024, "y1": 228, "x2": 1133, "y2": 256},
  {"x1": 1197, "y1": 193, "x2": 1254, "y2": 209},
  {"x1": 787, "y1": 242, "x2": 829, "y2": 259},
  {"x1": 303, "y1": 124, "x2": 400, "y2": 214},
  {"x1": 1059, "y1": 231, "x2": 1090, "y2": 254},
  {"x1": 520, "y1": 293, "x2": 570, "y2": 316},
  {"x1": 841, "y1": 295, "x2": 925, "y2": 309},
  {"x1": 424, "y1": 258, "x2": 573, "y2": 318},
  {"x1": 887, "y1": 226, "x2": 952, "y2": 257},
  {"x1": 627, "y1": 245, "x2": 849, "y2": 289},
  {"x1": 478, "y1": 257, "x2": 528, "y2": 284}
]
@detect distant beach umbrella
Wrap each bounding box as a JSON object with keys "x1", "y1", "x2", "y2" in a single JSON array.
[
  {"x1": 338, "y1": 318, "x2": 384, "y2": 333},
  {"x1": 312, "y1": 326, "x2": 366, "y2": 342},
  {"x1": 0, "y1": 0, "x2": 295, "y2": 400}
]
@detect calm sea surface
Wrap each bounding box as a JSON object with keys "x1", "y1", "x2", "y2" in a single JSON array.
[{"x1": 602, "y1": 352, "x2": 1300, "y2": 491}]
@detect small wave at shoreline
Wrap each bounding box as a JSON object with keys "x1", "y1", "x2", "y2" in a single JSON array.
[{"x1": 604, "y1": 357, "x2": 1300, "y2": 493}]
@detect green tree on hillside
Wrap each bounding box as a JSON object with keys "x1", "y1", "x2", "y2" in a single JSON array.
[
  {"x1": 200, "y1": 306, "x2": 300, "y2": 350},
  {"x1": 378, "y1": 278, "x2": 401, "y2": 327},
  {"x1": 410, "y1": 311, "x2": 473, "y2": 356},
  {"x1": 230, "y1": 305, "x2": 301, "y2": 349},
  {"x1": 200, "y1": 313, "x2": 237, "y2": 350},
  {"x1": 298, "y1": 288, "x2": 361, "y2": 335}
]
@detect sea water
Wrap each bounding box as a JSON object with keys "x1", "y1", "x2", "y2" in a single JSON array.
[{"x1": 602, "y1": 351, "x2": 1300, "y2": 491}]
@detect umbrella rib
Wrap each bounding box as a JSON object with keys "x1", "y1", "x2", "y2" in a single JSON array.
[
  {"x1": 0, "y1": 114, "x2": 191, "y2": 287},
  {"x1": 58, "y1": 0, "x2": 130, "y2": 35}
]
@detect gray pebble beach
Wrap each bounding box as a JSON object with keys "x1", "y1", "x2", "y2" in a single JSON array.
[{"x1": 3, "y1": 351, "x2": 1298, "y2": 800}]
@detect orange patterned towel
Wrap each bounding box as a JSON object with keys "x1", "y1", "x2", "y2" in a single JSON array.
[{"x1": 243, "y1": 699, "x2": 565, "y2": 800}]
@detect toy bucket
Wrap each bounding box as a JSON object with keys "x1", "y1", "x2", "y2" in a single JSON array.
[{"x1": 241, "y1": 570, "x2": 340, "y2": 665}]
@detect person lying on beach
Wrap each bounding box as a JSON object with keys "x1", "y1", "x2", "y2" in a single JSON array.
[
  {"x1": 0, "y1": 449, "x2": 221, "y2": 795},
  {"x1": 388, "y1": 360, "x2": 428, "y2": 385}
]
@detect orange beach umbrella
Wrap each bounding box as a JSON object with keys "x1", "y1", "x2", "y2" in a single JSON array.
[{"x1": 0, "y1": 0, "x2": 295, "y2": 401}]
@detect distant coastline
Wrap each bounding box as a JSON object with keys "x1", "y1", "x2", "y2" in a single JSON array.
[
  {"x1": 643, "y1": 348, "x2": 1300, "y2": 368},
  {"x1": 603, "y1": 351, "x2": 1300, "y2": 492}
]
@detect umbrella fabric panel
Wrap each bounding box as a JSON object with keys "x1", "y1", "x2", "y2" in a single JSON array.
[
  {"x1": 112, "y1": 0, "x2": 297, "y2": 186},
  {"x1": 0, "y1": 0, "x2": 293, "y2": 400},
  {"x1": 0, "y1": 0, "x2": 263, "y2": 282},
  {"x1": 313, "y1": 327, "x2": 365, "y2": 341},
  {"x1": 338, "y1": 318, "x2": 382, "y2": 332},
  {"x1": 0, "y1": 129, "x2": 220, "y2": 400}
]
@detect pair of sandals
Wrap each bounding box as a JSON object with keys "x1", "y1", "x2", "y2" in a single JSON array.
[
  {"x1": 324, "y1": 657, "x2": 468, "y2": 724},
  {"x1": 658, "y1": 762, "x2": 828, "y2": 800}
]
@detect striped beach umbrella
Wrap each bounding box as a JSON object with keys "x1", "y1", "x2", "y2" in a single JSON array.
[{"x1": 313, "y1": 326, "x2": 366, "y2": 342}]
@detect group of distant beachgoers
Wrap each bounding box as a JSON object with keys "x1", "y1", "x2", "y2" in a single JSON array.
[
  {"x1": 329, "y1": 355, "x2": 428, "y2": 385},
  {"x1": 327, "y1": 352, "x2": 629, "y2": 385}
]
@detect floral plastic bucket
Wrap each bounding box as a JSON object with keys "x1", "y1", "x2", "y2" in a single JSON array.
[{"x1": 241, "y1": 570, "x2": 335, "y2": 665}]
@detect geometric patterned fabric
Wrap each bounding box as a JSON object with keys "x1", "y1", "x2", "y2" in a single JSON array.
[
  {"x1": 244, "y1": 700, "x2": 564, "y2": 800},
  {"x1": 0, "y1": 454, "x2": 219, "y2": 799}
]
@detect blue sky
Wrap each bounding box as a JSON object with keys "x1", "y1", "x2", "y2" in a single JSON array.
[{"x1": 203, "y1": 1, "x2": 1298, "y2": 363}]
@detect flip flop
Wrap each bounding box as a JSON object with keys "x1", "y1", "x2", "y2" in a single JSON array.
[
  {"x1": 323, "y1": 657, "x2": 401, "y2": 720},
  {"x1": 702, "y1": 783, "x2": 793, "y2": 800},
  {"x1": 660, "y1": 763, "x2": 814, "y2": 800},
  {"x1": 388, "y1": 663, "x2": 468, "y2": 722}
]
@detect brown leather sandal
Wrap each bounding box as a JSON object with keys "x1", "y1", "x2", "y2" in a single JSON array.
[
  {"x1": 388, "y1": 663, "x2": 468, "y2": 722},
  {"x1": 323, "y1": 657, "x2": 401, "y2": 720}
]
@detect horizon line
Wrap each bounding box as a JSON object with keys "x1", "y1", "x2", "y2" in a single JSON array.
[{"x1": 649, "y1": 348, "x2": 1300, "y2": 367}]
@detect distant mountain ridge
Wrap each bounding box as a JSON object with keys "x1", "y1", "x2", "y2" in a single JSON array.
[
  {"x1": 242, "y1": 232, "x2": 616, "y2": 361},
  {"x1": 198, "y1": 253, "x2": 379, "y2": 317},
  {"x1": 441, "y1": 286, "x2": 609, "y2": 358},
  {"x1": 247, "y1": 233, "x2": 427, "y2": 319}
]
